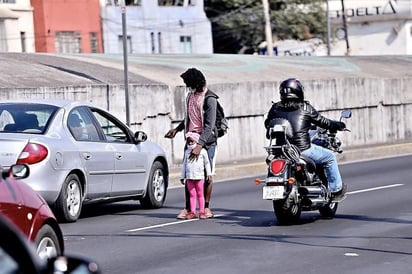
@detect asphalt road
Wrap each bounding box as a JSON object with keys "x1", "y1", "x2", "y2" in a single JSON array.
[{"x1": 60, "y1": 155, "x2": 412, "y2": 274}]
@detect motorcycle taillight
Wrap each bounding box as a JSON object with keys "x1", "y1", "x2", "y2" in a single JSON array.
[{"x1": 270, "y1": 159, "x2": 286, "y2": 175}]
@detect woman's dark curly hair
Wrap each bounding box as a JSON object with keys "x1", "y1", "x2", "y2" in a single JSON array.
[{"x1": 180, "y1": 68, "x2": 206, "y2": 90}]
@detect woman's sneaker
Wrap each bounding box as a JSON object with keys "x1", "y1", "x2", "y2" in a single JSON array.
[
  {"x1": 204, "y1": 208, "x2": 214, "y2": 218},
  {"x1": 199, "y1": 212, "x2": 207, "y2": 219},
  {"x1": 176, "y1": 209, "x2": 188, "y2": 219}
]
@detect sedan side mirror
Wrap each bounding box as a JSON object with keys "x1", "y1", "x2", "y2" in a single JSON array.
[
  {"x1": 47, "y1": 256, "x2": 101, "y2": 274},
  {"x1": 11, "y1": 164, "x2": 30, "y2": 179},
  {"x1": 134, "y1": 131, "x2": 148, "y2": 143},
  {"x1": 1, "y1": 164, "x2": 30, "y2": 180},
  {"x1": 0, "y1": 215, "x2": 101, "y2": 274}
]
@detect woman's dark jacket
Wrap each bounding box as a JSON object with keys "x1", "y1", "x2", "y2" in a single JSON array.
[{"x1": 176, "y1": 89, "x2": 218, "y2": 148}]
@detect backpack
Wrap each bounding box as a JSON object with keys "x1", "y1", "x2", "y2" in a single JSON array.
[
  {"x1": 215, "y1": 100, "x2": 229, "y2": 138},
  {"x1": 203, "y1": 90, "x2": 229, "y2": 138}
]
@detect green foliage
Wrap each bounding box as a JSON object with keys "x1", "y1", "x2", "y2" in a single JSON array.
[{"x1": 204, "y1": 0, "x2": 326, "y2": 54}]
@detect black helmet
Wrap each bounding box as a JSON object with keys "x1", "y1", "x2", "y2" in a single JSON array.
[{"x1": 279, "y1": 78, "x2": 304, "y2": 101}]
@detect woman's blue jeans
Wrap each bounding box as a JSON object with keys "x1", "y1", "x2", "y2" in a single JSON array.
[{"x1": 301, "y1": 144, "x2": 343, "y2": 193}]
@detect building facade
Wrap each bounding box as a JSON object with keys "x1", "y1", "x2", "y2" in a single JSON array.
[
  {"x1": 328, "y1": 0, "x2": 412, "y2": 55},
  {"x1": 31, "y1": 0, "x2": 103, "y2": 53},
  {"x1": 0, "y1": 0, "x2": 35, "y2": 52},
  {"x1": 101, "y1": 0, "x2": 213, "y2": 54},
  {"x1": 2, "y1": 0, "x2": 409, "y2": 56}
]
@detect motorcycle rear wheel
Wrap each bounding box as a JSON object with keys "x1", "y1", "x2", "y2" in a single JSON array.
[
  {"x1": 273, "y1": 199, "x2": 301, "y2": 225},
  {"x1": 319, "y1": 201, "x2": 338, "y2": 218}
]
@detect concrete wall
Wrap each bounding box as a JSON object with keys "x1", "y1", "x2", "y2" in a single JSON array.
[{"x1": 2, "y1": 77, "x2": 412, "y2": 167}]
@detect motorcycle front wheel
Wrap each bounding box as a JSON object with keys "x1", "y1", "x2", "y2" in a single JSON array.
[
  {"x1": 319, "y1": 201, "x2": 338, "y2": 218},
  {"x1": 273, "y1": 199, "x2": 301, "y2": 225}
]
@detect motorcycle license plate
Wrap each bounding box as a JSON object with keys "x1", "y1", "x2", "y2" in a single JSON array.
[{"x1": 263, "y1": 185, "x2": 284, "y2": 200}]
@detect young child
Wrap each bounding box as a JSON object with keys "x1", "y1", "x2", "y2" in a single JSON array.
[{"x1": 180, "y1": 132, "x2": 213, "y2": 220}]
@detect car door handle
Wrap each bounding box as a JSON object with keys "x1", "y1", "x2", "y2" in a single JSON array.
[
  {"x1": 115, "y1": 153, "x2": 123, "y2": 160},
  {"x1": 83, "y1": 152, "x2": 92, "y2": 160}
]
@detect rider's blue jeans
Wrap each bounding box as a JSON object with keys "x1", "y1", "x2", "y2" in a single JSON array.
[{"x1": 301, "y1": 144, "x2": 343, "y2": 193}]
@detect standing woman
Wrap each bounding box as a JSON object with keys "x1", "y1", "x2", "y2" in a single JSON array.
[{"x1": 165, "y1": 68, "x2": 219, "y2": 219}]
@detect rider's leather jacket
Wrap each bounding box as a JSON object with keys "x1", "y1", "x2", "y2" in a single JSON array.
[{"x1": 264, "y1": 101, "x2": 341, "y2": 151}]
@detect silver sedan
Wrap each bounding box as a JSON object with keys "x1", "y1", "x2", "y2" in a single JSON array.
[{"x1": 0, "y1": 99, "x2": 169, "y2": 223}]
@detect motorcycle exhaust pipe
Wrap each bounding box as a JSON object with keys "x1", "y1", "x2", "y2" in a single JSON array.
[
  {"x1": 299, "y1": 186, "x2": 322, "y2": 196},
  {"x1": 306, "y1": 198, "x2": 326, "y2": 207}
]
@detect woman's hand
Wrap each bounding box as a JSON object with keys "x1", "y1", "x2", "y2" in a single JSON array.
[{"x1": 189, "y1": 144, "x2": 202, "y2": 161}]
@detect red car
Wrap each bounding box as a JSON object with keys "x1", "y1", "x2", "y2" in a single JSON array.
[{"x1": 0, "y1": 164, "x2": 64, "y2": 260}]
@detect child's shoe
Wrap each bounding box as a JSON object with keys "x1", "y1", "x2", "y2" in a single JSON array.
[{"x1": 186, "y1": 212, "x2": 197, "y2": 220}]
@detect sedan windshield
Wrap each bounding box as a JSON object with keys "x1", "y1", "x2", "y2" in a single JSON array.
[{"x1": 0, "y1": 103, "x2": 58, "y2": 134}]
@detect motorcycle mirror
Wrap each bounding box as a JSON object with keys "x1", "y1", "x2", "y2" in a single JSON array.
[{"x1": 341, "y1": 110, "x2": 352, "y2": 119}]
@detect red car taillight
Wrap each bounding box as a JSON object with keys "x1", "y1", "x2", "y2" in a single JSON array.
[
  {"x1": 17, "y1": 143, "x2": 48, "y2": 165},
  {"x1": 270, "y1": 159, "x2": 286, "y2": 175}
]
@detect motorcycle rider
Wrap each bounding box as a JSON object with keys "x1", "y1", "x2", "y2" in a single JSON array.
[{"x1": 264, "y1": 78, "x2": 347, "y2": 201}]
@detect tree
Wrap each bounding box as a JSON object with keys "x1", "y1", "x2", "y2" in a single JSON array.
[{"x1": 204, "y1": 0, "x2": 326, "y2": 54}]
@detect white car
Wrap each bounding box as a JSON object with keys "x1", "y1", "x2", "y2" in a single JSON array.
[{"x1": 0, "y1": 99, "x2": 169, "y2": 222}]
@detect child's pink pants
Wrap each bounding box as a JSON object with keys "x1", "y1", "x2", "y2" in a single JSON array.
[{"x1": 186, "y1": 179, "x2": 205, "y2": 213}]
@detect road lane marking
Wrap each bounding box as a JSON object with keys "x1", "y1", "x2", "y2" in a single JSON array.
[
  {"x1": 126, "y1": 184, "x2": 403, "y2": 232},
  {"x1": 126, "y1": 214, "x2": 224, "y2": 232},
  {"x1": 348, "y1": 184, "x2": 403, "y2": 194}
]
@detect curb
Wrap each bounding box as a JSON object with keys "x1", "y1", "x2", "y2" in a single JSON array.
[{"x1": 168, "y1": 142, "x2": 412, "y2": 188}]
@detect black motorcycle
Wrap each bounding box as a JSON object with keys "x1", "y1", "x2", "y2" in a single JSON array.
[{"x1": 255, "y1": 110, "x2": 352, "y2": 224}]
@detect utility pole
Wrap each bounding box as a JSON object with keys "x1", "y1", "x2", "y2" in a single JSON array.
[
  {"x1": 326, "y1": 0, "x2": 331, "y2": 56},
  {"x1": 121, "y1": 0, "x2": 130, "y2": 126},
  {"x1": 262, "y1": 0, "x2": 273, "y2": 56},
  {"x1": 340, "y1": 0, "x2": 350, "y2": 55}
]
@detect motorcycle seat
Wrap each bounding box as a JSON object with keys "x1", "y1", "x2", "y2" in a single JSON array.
[{"x1": 300, "y1": 156, "x2": 316, "y2": 174}]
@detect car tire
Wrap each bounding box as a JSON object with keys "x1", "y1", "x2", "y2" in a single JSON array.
[
  {"x1": 140, "y1": 161, "x2": 167, "y2": 209},
  {"x1": 34, "y1": 224, "x2": 62, "y2": 260},
  {"x1": 55, "y1": 173, "x2": 82, "y2": 223}
]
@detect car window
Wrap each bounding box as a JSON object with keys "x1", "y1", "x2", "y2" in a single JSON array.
[
  {"x1": 68, "y1": 108, "x2": 101, "y2": 142},
  {"x1": 0, "y1": 103, "x2": 58, "y2": 134},
  {"x1": 90, "y1": 109, "x2": 131, "y2": 143}
]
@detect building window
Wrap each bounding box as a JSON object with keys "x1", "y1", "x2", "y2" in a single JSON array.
[
  {"x1": 126, "y1": 0, "x2": 141, "y2": 5},
  {"x1": 110, "y1": 0, "x2": 140, "y2": 6},
  {"x1": 0, "y1": 21, "x2": 7, "y2": 52},
  {"x1": 158, "y1": 0, "x2": 195, "y2": 6},
  {"x1": 90, "y1": 32, "x2": 98, "y2": 53},
  {"x1": 180, "y1": 36, "x2": 192, "y2": 54},
  {"x1": 55, "y1": 31, "x2": 81, "y2": 53},
  {"x1": 158, "y1": 32, "x2": 162, "y2": 54},
  {"x1": 118, "y1": 35, "x2": 132, "y2": 53},
  {"x1": 150, "y1": 32, "x2": 155, "y2": 53},
  {"x1": 20, "y1": 32, "x2": 26, "y2": 52}
]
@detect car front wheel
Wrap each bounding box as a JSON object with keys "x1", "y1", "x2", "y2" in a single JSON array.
[
  {"x1": 34, "y1": 224, "x2": 62, "y2": 261},
  {"x1": 55, "y1": 173, "x2": 82, "y2": 223},
  {"x1": 140, "y1": 161, "x2": 167, "y2": 209}
]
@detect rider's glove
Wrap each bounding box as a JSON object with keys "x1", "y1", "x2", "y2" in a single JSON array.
[{"x1": 333, "y1": 121, "x2": 346, "y2": 131}]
